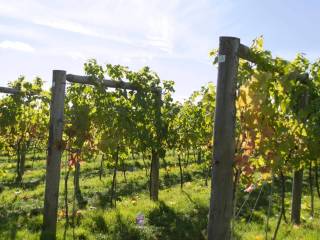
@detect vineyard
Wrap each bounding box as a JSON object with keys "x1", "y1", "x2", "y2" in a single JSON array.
[{"x1": 0, "y1": 36, "x2": 320, "y2": 240}]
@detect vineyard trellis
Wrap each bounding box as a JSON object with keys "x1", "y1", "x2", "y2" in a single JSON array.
[
  {"x1": 1, "y1": 36, "x2": 318, "y2": 240},
  {"x1": 41, "y1": 70, "x2": 162, "y2": 239},
  {"x1": 207, "y1": 36, "x2": 309, "y2": 240}
]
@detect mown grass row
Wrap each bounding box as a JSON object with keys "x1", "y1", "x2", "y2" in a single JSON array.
[{"x1": 0, "y1": 153, "x2": 319, "y2": 239}]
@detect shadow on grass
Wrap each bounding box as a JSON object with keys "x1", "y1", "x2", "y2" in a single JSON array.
[
  {"x1": 148, "y1": 200, "x2": 208, "y2": 240},
  {"x1": 88, "y1": 200, "x2": 209, "y2": 240},
  {"x1": 94, "y1": 178, "x2": 149, "y2": 209},
  {"x1": 90, "y1": 187, "x2": 209, "y2": 239},
  {"x1": 91, "y1": 169, "x2": 206, "y2": 210},
  {"x1": 89, "y1": 212, "x2": 156, "y2": 240},
  {"x1": 0, "y1": 212, "x2": 22, "y2": 239},
  {"x1": 0, "y1": 176, "x2": 45, "y2": 190}
]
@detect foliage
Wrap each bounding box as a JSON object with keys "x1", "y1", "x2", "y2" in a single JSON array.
[{"x1": 0, "y1": 77, "x2": 49, "y2": 182}]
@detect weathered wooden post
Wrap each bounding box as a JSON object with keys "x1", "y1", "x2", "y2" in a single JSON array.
[
  {"x1": 291, "y1": 79, "x2": 308, "y2": 225},
  {"x1": 291, "y1": 169, "x2": 303, "y2": 224},
  {"x1": 207, "y1": 37, "x2": 239, "y2": 240},
  {"x1": 150, "y1": 89, "x2": 162, "y2": 201},
  {"x1": 150, "y1": 148, "x2": 159, "y2": 200},
  {"x1": 41, "y1": 70, "x2": 66, "y2": 240}
]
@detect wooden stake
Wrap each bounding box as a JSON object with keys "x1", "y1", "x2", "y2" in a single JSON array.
[
  {"x1": 207, "y1": 37, "x2": 239, "y2": 240},
  {"x1": 150, "y1": 91, "x2": 162, "y2": 201},
  {"x1": 41, "y1": 70, "x2": 66, "y2": 240}
]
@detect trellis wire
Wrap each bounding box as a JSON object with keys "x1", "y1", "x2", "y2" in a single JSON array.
[{"x1": 248, "y1": 183, "x2": 265, "y2": 223}]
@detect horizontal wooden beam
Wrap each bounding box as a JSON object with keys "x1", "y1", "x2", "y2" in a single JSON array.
[
  {"x1": 66, "y1": 74, "x2": 161, "y2": 93},
  {"x1": 238, "y1": 44, "x2": 254, "y2": 62},
  {"x1": 238, "y1": 43, "x2": 309, "y2": 82},
  {"x1": 238, "y1": 44, "x2": 276, "y2": 70},
  {"x1": 0, "y1": 87, "x2": 20, "y2": 94}
]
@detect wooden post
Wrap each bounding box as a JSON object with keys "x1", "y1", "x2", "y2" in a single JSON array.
[
  {"x1": 207, "y1": 37, "x2": 239, "y2": 240},
  {"x1": 41, "y1": 70, "x2": 66, "y2": 240},
  {"x1": 291, "y1": 78, "x2": 308, "y2": 225},
  {"x1": 291, "y1": 169, "x2": 303, "y2": 224},
  {"x1": 150, "y1": 148, "x2": 159, "y2": 200},
  {"x1": 150, "y1": 90, "x2": 162, "y2": 201}
]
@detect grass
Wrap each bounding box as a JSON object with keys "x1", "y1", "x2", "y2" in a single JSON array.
[{"x1": 0, "y1": 152, "x2": 319, "y2": 239}]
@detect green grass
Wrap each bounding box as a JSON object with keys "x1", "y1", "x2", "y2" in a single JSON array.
[{"x1": 0, "y1": 152, "x2": 319, "y2": 239}]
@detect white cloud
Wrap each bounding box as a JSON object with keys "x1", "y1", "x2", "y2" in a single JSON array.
[
  {"x1": 64, "y1": 51, "x2": 87, "y2": 61},
  {"x1": 0, "y1": 24, "x2": 46, "y2": 41},
  {"x1": 0, "y1": 0, "x2": 176, "y2": 53},
  {"x1": 31, "y1": 17, "x2": 134, "y2": 46},
  {"x1": 0, "y1": 0, "x2": 231, "y2": 98},
  {"x1": 0, "y1": 0, "x2": 229, "y2": 62},
  {"x1": 0, "y1": 40, "x2": 35, "y2": 52},
  {"x1": 33, "y1": 17, "x2": 95, "y2": 36}
]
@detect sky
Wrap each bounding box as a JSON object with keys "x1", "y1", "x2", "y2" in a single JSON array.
[{"x1": 1, "y1": 0, "x2": 320, "y2": 101}]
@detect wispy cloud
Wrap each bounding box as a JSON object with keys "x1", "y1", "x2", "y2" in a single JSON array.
[
  {"x1": 31, "y1": 17, "x2": 134, "y2": 46},
  {"x1": 0, "y1": 0, "x2": 232, "y2": 98},
  {"x1": 0, "y1": 0, "x2": 176, "y2": 53},
  {"x1": 0, "y1": 40, "x2": 35, "y2": 52},
  {"x1": 0, "y1": 0, "x2": 228, "y2": 58},
  {"x1": 64, "y1": 51, "x2": 88, "y2": 61}
]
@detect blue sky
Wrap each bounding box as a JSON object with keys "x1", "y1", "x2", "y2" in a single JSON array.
[{"x1": 0, "y1": 0, "x2": 320, "y2": 100}]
